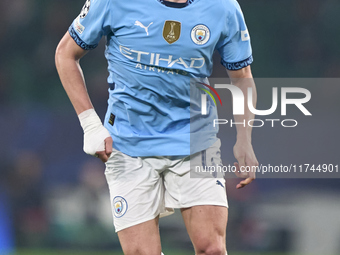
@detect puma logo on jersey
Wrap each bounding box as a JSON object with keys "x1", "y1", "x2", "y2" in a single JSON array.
[{"x1": 135, "y1": 21, "x2": 153, "y2": 36}]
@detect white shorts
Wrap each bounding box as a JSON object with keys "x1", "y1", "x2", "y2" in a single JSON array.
[{"x1": 104, "y1": 139, "x2": 228, "y2": 232}]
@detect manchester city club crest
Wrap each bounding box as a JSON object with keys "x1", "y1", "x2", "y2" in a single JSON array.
[
  {"x1": 191, "y1": 24, "x2": 210, "y2": 45},
  {"x1": 113, "y1": 196, "x2": 128, "y2": 218},
  {"x1": 79, "y1": 0, "x2": 91, "y2": 19}
]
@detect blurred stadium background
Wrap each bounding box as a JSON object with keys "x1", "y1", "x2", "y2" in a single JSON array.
[{"x1": 0, "y1": 0, "x2": 340, "y2": 254}]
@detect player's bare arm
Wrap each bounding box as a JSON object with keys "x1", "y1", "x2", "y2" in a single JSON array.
[
  {"x1": 55, "y1": 32, "x2": 91, "y2": 114},
  {"x1": 227, "y1": 66, "x2": 258, "y2": 189},
  {"x1": 55, "y1": 32, "x2": 112, "y2": 162}
]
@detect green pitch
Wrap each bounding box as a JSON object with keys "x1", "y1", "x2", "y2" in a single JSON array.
[{"x1": 14, "y1": 250, "x2": 317, "y2": 255}]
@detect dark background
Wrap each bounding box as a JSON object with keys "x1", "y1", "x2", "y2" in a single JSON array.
[{"x1": 0, "y1": 0, "x2": 339, "y2": 254}]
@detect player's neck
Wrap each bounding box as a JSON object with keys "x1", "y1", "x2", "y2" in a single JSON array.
[{"x1": 165, "y1": 0, "x2": 187, "y2": 3}]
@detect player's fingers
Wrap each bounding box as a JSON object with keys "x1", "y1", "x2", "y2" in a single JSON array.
[
  {"x1": 234, "y1": 162, "x2": 248, "y2": 178},
  {"x1": 233, "y1": 162, "x2": 241, "y2": 178},
  {"x1": 245, "y1": 157, "x2": 258, "y2": 178},
  {"x1": 236, "y1": 156, "x2": 246, "y2": 168},
  {"x1": 236, "y1": 177, "x2": 255, "y2": 189},
  {"x1": 96, "y1": 151, "x2": 109, "y2": 163},
  {"x1": 244, "y1": 163, "x2": 256, "y2": 180},
  {"x1": 105, "y1": 137, "x2": 113, "y2": 157},
  {"x1": 236, "y1": 157, "x2": 247, "y2": 175},
  {"x1": 101, "y1": 154, "x2": 109, "y2": 163},
  {"x1": 249, "y1": 167, "x2": 256, "y2": 179}
]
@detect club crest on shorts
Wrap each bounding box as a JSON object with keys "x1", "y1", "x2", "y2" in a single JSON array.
[
  {"x1": 79, "y1": 0, "x2": 91, "y2": 19},
  {"x1": 113, "y1": 196, "x2": 128, "y2": 218},
  {"x1": 163, "y1": 20, "x2": 181, "y2": 44},
  {"x1": 191, "y1": 24, "x2": 210, "y2": 45}
]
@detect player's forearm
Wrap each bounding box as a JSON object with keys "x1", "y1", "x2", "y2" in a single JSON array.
[
  {"x1": 234, "y1": 80, "x2": 256, "y2": 142},
  {"x1": 55, "y1": 56, "x2": 93, "y2": 114},
  {"x1": 55, "y1": 33, "x2": 93, "y2": 115},
  {"x1": 230, "y1": 69, "x2": 257, "y2": 142}
]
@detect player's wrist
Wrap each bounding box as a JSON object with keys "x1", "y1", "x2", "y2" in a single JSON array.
[
  {"x1": 78, "y1": 108, "x2": 103, "y2": 133},
  {"x1": 236, "y1": 133, "x2": 252, "y2": 144},
  {"x1": 78, "y1": 108, "x2": 111, "y2": 156}
]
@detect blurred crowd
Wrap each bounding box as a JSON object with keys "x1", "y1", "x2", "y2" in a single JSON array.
[
  {"x1": 0, "y1": 0, "x2": 339, "y2": 253},
  {"x1": 0, "y1": 0, "x2": 339, "y2": 106}
]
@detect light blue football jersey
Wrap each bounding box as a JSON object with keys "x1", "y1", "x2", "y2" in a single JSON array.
[{"x1": 69, "y1": 0, "x2": 253, "y2": 157}]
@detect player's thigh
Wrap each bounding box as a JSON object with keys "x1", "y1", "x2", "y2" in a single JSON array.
[
  {"x1": 118, "y1": 217, "x2": 162, "y2": 255},
  {"x1": 181, "y1": 205, "x2": 228, "y2": 254},
  {"x1": 105, "y1": 148, "x2": 165, "y2": 232},
  {"x1": 164, "y1": 139, "x2": 228, "y2": 209}
]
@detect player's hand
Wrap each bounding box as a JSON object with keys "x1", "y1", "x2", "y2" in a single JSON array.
[
  {"x1": 94, "y1": 136, "x2": 113, "y2": 163},
  {"x1": 78, "y1": 109, "x2": 113, "y2": 163},
  {"x1": 83, "y1": 123, "x2": 112, "y2": 162},
  {"x1": 233, "y1": 138, "x2": 258, "y2": 189}
]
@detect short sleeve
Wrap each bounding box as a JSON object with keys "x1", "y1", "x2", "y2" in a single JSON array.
[
  {"x1": 217, "y1": 0, "x2": 253, "y2": 70},
  {"x1": 68, "y1": 0, "x2": 112, "y2": 50}
]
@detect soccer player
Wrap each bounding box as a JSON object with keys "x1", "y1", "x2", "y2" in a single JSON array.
[{"x1": 55, "y1": 0, "x2": 258, "y2": 254}]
